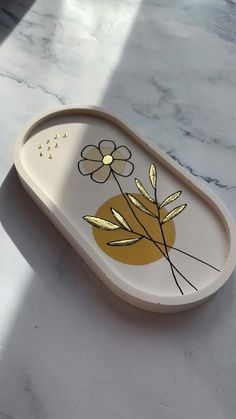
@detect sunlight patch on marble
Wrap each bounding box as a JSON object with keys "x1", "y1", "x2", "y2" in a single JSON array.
[{"x1": 62, "y1": 0, "x2": 143, "y2": 100}]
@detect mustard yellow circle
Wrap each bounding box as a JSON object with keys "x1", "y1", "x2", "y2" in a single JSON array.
[{"x1": 93, "y1": 193, "x2": 176, "y2": 265}]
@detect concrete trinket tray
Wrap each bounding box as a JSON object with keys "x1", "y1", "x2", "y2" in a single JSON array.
[{"x1": 14, "y1": 106, "x2": 236, "y2": 312}]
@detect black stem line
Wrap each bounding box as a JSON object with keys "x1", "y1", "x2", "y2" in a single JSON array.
[
  {"x1": 157, "y1": 226, "x2": 198, "y2": 290},
  {"x1": 162, "y1": 243, "x2": 220, "y2": 272},
  {"x1": 114, "y1": 227, "x2": 199, "y2": 291},
  {"x1": 112, "y1": 171, "x2": 155, "y2": 243},
  {"x1": 155, "y1": 187, "x2": 198, "y2": 291},
  {"x1": 154, "y1": 188, "x2": 184, "y2": 294},
  {"x1": 163, "y1": 242, "x2": 183, "y2": 293},
  {"x1": 112, "y1": 171, "x2": 196, "y2": 292},
  {"x1": 118, "y1": 224, "x2": 219, "y2": 272}
]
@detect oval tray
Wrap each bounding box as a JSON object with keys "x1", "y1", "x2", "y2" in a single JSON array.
[{"x1": 14, "y1": 106, "x2": 236, "y2": 312}]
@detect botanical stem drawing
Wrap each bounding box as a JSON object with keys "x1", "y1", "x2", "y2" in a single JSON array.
[{"x1": 78, "y1": 140, "x2": 219, "y2": 295}]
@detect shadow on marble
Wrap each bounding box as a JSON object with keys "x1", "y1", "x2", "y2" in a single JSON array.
[{"x1": 0, "y1": 0, "x2": 36, "y2": 44}]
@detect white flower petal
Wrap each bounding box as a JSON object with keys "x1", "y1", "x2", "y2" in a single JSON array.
[
  {"x1": 81, "y1": 145, "x2": 102, "y2": 161},
  {"x1": 78, "y1": 159, "x2": 103, "y2": 175},
  {"x1": 111, "y1": 160, "x2": 134, "y2": 177},
  {"x1": 99, "y1": 140, "x2": 116, "y2": 156},
  {"x1": 91, "y1": 164, "x2": 111, "y2": 183},
  {"x1": 112, "y1": 146, "x2": 131, "y2": 161}
]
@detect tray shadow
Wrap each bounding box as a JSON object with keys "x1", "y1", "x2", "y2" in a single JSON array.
[{"x1": 0, "y1": 0, "x2": 36, "y2": 44}]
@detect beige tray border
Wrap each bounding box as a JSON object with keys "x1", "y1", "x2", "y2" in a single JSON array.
[{"x1": 13, "y1": 106, "x2": 236, "y2": 312}]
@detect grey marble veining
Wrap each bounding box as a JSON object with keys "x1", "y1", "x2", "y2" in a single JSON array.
[{"x1": 0, "y1": 1, "x2": 236, "y2": 418}]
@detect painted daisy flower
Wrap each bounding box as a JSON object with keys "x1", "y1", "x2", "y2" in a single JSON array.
[{"x1": 78, "y1": 140, "x2": 134, "y2": 183}]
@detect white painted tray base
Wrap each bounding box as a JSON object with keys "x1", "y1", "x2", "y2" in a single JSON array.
[{"x1": 14, "y1": 106, "x2": 236, "y2": 312}]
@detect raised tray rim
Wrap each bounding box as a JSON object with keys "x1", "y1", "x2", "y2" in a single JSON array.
[{"x1": 13, "y1": 105, "x2": 236, "y2": 312}]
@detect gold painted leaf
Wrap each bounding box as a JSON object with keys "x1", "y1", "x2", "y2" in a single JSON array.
[
  {"x1": 159, "y1": 190, "x2": 182, "y2": 209},
  {"x1": 111, "y1": 208, "x2": 131, "y2": 231},
  {"x1": 107, "y1": 237, "x2": 142, "y2": 246},
  {"x1": 149, "y1": 164, "x2": 157, "y2": 189},
  {"x1": 161, "y1": 204, "x2": 187, "y2": 224},
  {"x1": 83, "y1": 215, "x2": 120, "y2": 230},
  {"x1": 135, "y1": 178, "x2": 154, "y2": 203},
  {"x1": 127, "y1": 194, "x2": 156, "y2": 217}
]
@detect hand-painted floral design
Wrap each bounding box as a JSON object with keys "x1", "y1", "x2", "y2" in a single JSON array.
[
  {"x1": 78, "y1": 140, "x2": 134, "y2": 183},
  {"x1": 78, "y1": 140, "x2": 220, "y2": 295}
]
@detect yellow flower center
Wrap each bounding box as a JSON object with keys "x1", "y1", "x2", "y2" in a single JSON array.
[{"x1": 102, "y1": 154, "x2": 113, "y2": 165}]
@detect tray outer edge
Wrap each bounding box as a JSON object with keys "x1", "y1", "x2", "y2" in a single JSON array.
[{"x1": 13, "y1": 105, "x2": 236, "y2": 312}]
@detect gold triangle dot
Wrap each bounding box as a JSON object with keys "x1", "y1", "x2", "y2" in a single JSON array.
[
  {"x1": 38, "y1": 144, "x2": 43, "y2": 149},
  {"x1": 54, "y1": 134, "x2": 59, "y2": 139},
  {"x1": 63, "y1": 133, "x2": 68, "y2": 138},
  {"x1": 48, "y1": 154, "x2": 52, "y2": 159},
  {"x1": 55, "y1": 143, "x2": 58, "y2": 148}
]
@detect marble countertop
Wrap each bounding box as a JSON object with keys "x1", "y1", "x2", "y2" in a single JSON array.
[{"x1": 0, "y1": 1, "x2": 236, "y2": 418}]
